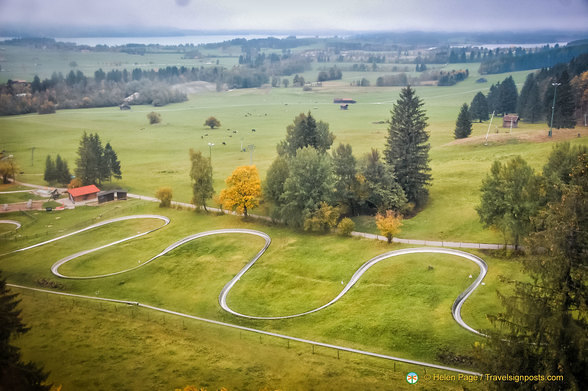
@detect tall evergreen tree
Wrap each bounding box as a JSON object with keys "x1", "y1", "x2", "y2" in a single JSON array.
[
  {"x1": 518, "y1": 73, "x2": 543, "y2": 122},
  {"x1": 470, "y1": 92, "x2": 489, "y2": 122},
  {"x1": 454, "y1": 103, "x2": 473, "y2": 139},
  {"x1": 0, "y1": 271, "x2": 51, "y2": 390},
  {"x1": 103, "y1": 143, "x2": 122, "y2": 181},
  {"x1": 75, "y1": 132, "x2": 122, "y2": 186},
  {"x1": 360, "y1": 148, "x2": 407, "y2": 212},
  {"x1": 43, "y1": 155, "x2": 55, "y2": 183},
  {"x1": 384, "y1": 85, "x2": 431, "y2": 207},
  {"x1": 54, "y1": 154, "x2": 71, "y2": 185},
  {"x1": 545, "y1": 70, "x2": 576, "y2": 129},
  {"x1": 499, "y1": 75, "x2": 518, "y2": 114},
  {"x1": 277, "y1": 112, "x2": 335, "y2": 157},
  {"x1": 487, "y1": 83, "x2": 501, "y2": 115}
]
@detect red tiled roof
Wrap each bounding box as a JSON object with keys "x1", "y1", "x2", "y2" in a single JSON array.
[{"x1": 68, "y1": 185, "x2": 100, "y2": 197}]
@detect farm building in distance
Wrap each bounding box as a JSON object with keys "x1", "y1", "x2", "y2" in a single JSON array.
[
  {"x1": 333, "y1": 98, "x2": 357, "y2": 104},
  {"x1": 503, "y1": 114, "x2": 519, "y2": 128},
  {"x1": 67, "y1": 185, "x2": 100, "y2": 203},
  {"x1": 98, "y1": 189, "x2": 128, "y2": 203}
]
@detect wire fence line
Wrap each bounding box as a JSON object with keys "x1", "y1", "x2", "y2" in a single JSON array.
[{"x1": 9, "y1": 283, "x2": 482, "y2": 376}]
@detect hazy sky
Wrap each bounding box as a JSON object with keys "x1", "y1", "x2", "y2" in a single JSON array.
[{"x1": 1, "y1": 0, "x2": 587, "y2": 33}]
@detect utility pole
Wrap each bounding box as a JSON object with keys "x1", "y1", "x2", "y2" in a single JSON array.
[{"x1": 549, "y1": 82, "x2": 561, "y2": 138}]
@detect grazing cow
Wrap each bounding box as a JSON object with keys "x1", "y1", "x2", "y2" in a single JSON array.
[
  {"x1": 222, "y1": 142, "x2": 226, "y2": 145},
  {"x1": 252, "y1": 129, "x2": 256, "y2": 132}
]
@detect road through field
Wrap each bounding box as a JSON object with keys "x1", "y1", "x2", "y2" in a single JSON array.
[{"x1": 3, "y1": 214, "x2": 487, "y2": 375}]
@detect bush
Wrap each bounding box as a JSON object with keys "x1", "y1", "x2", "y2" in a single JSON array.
[
  {"x1": 38, "y1": 101, "x2": 56, "y2": 114},
  {"x1": 147, "y1": 111, "x2": 161, "y2": 124},
  {"x1": 303, "y1": 202, "x2": 340, "y2": 233},
  {"x1": 337, "y1": 218, "x2": 355, "y2": 236},
  {"x1": 155, "y1": 187, "x2": 173, "y2": 207}
]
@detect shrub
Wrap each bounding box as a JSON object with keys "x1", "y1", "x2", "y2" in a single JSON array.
[
  {"x1": 147, "y1": 111, "x2": 161, "y2": 124},
  {"x1": 155, "y1": 187, "x2": 173, "y2": 207},
  {"x1": 337, "y1": 217, "x2": 355, "y2": 236}
]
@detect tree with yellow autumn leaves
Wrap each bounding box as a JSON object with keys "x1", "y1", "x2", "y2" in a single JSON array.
[{"x1": 219, "y1": 165, "x2": 262, "y2": 217}]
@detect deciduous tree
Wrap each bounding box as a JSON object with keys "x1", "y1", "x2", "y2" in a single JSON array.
[
  {"x1": 375, "y1": 210, "x2": 403, "y2": 244},
  {"x1": 189, "y1": 149, "x2": 214, "y2": 212},
  {"x1": 476, "y1": 152, "x2": 587, "y2": 391},
  {"x1": 277, "y1": 112, "x2": 335, "y2": 157},
  {"x1": 219, "y1": 165, "x2": 261, "y2": 217},
  {"x1": 280, "y1": 147, "x2": 335, "y2": 228},
  {"x1": 204, "y1": 116, "x2": 221, "y2": 129},
  {"x1": 476, "y1": 156, "x2": 541, "y2": 248}
]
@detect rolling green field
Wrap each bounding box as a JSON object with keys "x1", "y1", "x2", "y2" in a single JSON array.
[
  {"x1": 1, "y1": 44, "x2": 587, "y2": 389},
  {"x1": 2, "y1": 65, "x2": 586, "y2": 243},
  {"x1": 1, "y1": 200, "x2": 521, "y2": 390}
]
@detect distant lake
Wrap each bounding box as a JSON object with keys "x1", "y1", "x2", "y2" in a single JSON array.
[
  {"x1": 0, "y1": 35, "x2": 310, "y2": 47},
  {"x1": 451, "y1": 42, "x2": 568, "y2": 49}
]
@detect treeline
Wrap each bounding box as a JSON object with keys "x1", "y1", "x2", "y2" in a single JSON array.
[
  {"x1": 468, "y1": 55, "x2": 588, "y2": 127},
  {"x1": 479, "y1": 42, "x2": 588, "y2": 74},
  {"x1": 375, "y1": 69, "x2": 469, "y2": 87}
]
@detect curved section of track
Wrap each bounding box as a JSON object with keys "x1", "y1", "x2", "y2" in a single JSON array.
[
  {"x1": 7, "y1": 217, "x2": 486, "y2": 335},
  {"x1": 0, "y1": 219, "x2": 22, "y2": 229},
  {"x1": 220, "y1": 244, "x2": 487, "y2": 336}
]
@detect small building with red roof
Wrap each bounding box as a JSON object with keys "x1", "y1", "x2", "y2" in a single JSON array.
[{"x1": 67, "y1": 185, "x2": 100, "y2": 204}]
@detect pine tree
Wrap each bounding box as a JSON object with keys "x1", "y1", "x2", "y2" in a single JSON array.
[
  {"x1": 545, "y1": 70, "x2": 576, "y2": 129},
  {"x1": 499, "y1": 76, "x2": 518, "y2": 114},
  {"x1": 454, "y1": 103, "x2": 473, "y2": 139},
  {"x1": 75, "y1": 132, "x2": 122, "y2": 186},
  {"x1": 487, "y1": 83, "x2": 501, "y2": 115},
  {"x1": 360, "y1": 148, "x2": 407, "y2": 212},
  {"x1": 0, "y1": 272, "x2": 51, "y2": 390},
  {"x1": 518, "y1": 73, "x2": 543, "y2": 123},
  {"x1": 54, "y1": 154, "x2": 71, "y2": 185},
  {"x1": 470, "y1": 92, "x2": 489, "y2": 122},
  {"x1": 103, "y1": 143, "x2": 122, "y2": 181},
  {"x1": 384, "y1": 86, "x2": 431, "y2": 207},
  {"x1": 43, "y1": 155, "x2": 56, "y2": 183}
]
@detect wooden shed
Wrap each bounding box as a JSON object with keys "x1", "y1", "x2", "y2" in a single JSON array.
[
  {"x1": 98, "y1": 189, "x2": 128, "y2": 204},
  {"x1": 67, "y1": 185, "x2": 100, "y2": 203},
  {"x1": 503, "y1": 114, "x2": 519, "y2": 128}
]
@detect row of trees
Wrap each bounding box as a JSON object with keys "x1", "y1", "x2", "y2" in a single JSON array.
[
  {"x1": 73, "y1": 133, "x2": 122, "y2": 186},
  {"x1": 468, "y1": 54, "x2": 588, "y2": 127},
  {"x1": 43, "y1": 155, "x2": 71, "y2": 185},
  {"x1": 475, "y1": 143, "x2": 587, "y2": 389}
]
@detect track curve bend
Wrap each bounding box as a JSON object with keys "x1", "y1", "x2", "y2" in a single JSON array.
[{"x1": 5, "y1": 215, "x2": 487, "y2": 335}]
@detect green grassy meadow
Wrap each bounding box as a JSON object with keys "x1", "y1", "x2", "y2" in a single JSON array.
[
  {"x1": 2, "y1": 65, "x2": 586, "y2": 243},
  {"x1": 1, "y1": 44, "x2": 587, "y2": 389},
  {"x1": 0, "y1": 200, "x2": 522, "y2": 389}
]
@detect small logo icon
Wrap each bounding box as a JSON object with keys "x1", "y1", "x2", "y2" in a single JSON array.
[{"x1": 406, "y1": 372, "x2": 419, "y2": 384}]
